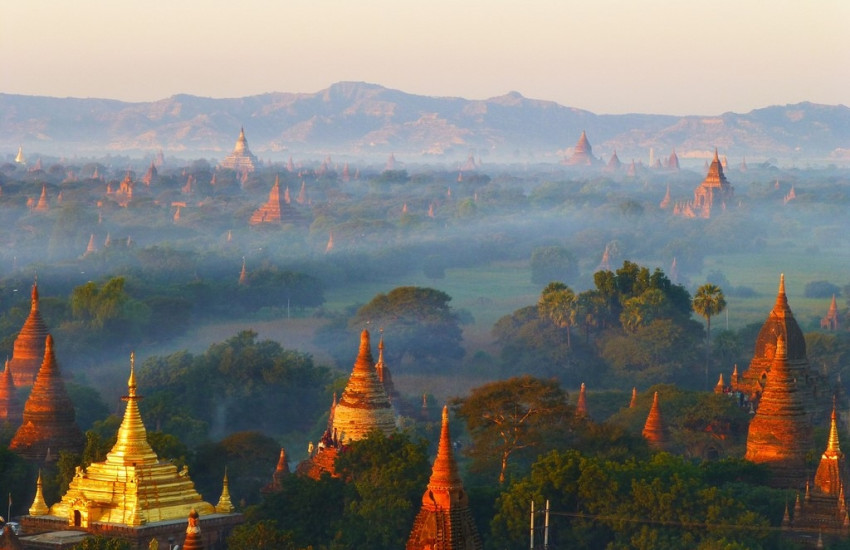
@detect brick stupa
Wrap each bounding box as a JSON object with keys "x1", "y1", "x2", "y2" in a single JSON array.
[
  {"x1": 0, "y1": 360, "x2": 23, "y2": 427},
  {"x1": 297, "y1": 330, "x2": 396, "y2": 479},
  {"x1": 406, "y1": 406, "x2": 483, "y2": 550},
  {"x1": 563, "y1": 131, "x2": 598, "y2": 166},
  {"x1": 249, "y1": 176, "x2": 283, "y2": 225},
  {"x1": 642, "y1": 391, "x2": 669, "y2": 450},
  {"x1": 219, "y1": 127, "x2": 258, "y2": 174},
  {"x1": 332, "y1": 329, "x2": 396, "y2": 443},
  {"x1": 744, "y1": 334, "x2": 814, "y2": 488},
  {"x1": 736, "y1": 275, "x2": 825, "y2": 421},
  {"x1": 10, "y1": 335, "x2": 84, "y2": 461},
  {"x1": 9, "y1": 282, "x2": 50, "y2": 387}
]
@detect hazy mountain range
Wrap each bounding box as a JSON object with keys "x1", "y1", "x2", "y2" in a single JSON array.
[{"x1": 1, "y1": 81, "x2": 848, "y2": 164}]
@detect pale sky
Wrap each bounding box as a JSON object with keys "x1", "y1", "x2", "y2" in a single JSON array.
[{"x1": 2, "y1": 0, "x2": 848, "y2": 115}]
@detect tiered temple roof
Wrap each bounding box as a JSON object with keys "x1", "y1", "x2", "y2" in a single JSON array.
[
  {"x1": 406, "y1": 406, "x2": 483, "y2": 550},
  {"x1": 9, "y1": 282, "x2": 50, "y2": 387},
  {"x1": 10, "y1": 335, "x2": 85, "y2": 461},
  {"x1": 0, "y1": 360, "x2": 23, "y2": 426},
  {"x1": 331, "y1": 330, "x2": 396, "y2": 443},
  {"x1": 219, "y1": 127, "x2": 258, "y2": 174},
  {"x1": 737, "y1": 275, "x2": 825, "y2": 420},
  {"x1": 563, "y1": 131, "x2": 598, "y2": 166},
  {"x1": 691, "y1": 149, "x2": 733, "y2": 218},
  {"x1": 642, "y1": 391, "x2": 669, "y2": 450},
  {"x1": 42, "y1": 356, "x2": 216, "y2": 525},
  {"x1": 821, "y1": 295, "x2": 840, "y2": 331},
  {"x1": 744, "y1": 334, "x2": 814, "y2": 488},
  {"x1": 249, "y1": 177, "x2": 283, "y2": 225}
]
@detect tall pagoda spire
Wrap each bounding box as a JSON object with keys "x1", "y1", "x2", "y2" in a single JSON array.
[
  {"x1": 9, "y1": 280, "x2": 50, "y2": 386},
  {"x1": 10, "y1": 335, "x2": 85, "y2": 461},
  {"x1": 576, "y1": 382, "x2": 588, "y2": 417},
  {"x1": 406, "y1": 406, "x2": 483, "y2": 550},
  {"x1": 238, "y1": 257, "x2": 248, "y2": 285},
  {"x1": 745, "y1": 334, "x2": 814, "y2": 488},
  {"x1": 813, "y1": 397, "x2": 846, "y2": 496},
  {"x1": 331, "y1": 329, "x2": 396, "y2": 444},
  {"x1": 106, "y1": 353, "x2": 158, "y2": 466},
  {"x1": 0, "y1": 359, "x2": 23, "y2": 426},
  {"x1": 642, "y1": 391, "x2": 669, "y2": 449},
  {"x1": 629, "y1": 387, "x2": 638, "y2": 408},
  {"x1": 739, "y1": 274, "x2": 819, "y2": 418}
]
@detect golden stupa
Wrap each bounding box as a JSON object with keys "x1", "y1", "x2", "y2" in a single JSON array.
[{"x1": 41, "y1": 354, "x2": 215, "y2": 527}]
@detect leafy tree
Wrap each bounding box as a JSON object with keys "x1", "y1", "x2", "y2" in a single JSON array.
[
  {"x1": 538, "y1": 282, "x2": 576, "y2": 348},
  {"x1": 492, "y1": 450, "x2": 779, "y2": 550},
  {"x1": 192, "y1": 431, "x2": 281, "y2": 507},
  {"x1": 693, "y1": 284, "x2": 727, "y2": 390},
  {"x1": 453, "y1": 376, "x2": 574, "y2": 483},
  {"x1": 349, "y1": 287, "x2": 464, "y2": 368},
  {"x1": 249, "y1": 474, "x2": 346, "y2": 548},
  {"x1": 227, "y1": 520, "x2": 300, "y2": 550},
  {"x1": 333, "y1": 430, "x2": 431, "y2": 549}
]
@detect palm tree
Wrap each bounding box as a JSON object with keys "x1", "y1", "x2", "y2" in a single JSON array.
[
  {"x1": 693, "y1": 283, "x2": 727, "y2": 391},
  {"x1": 538, "y1": 282, "x2": 576, "y2": 349}
]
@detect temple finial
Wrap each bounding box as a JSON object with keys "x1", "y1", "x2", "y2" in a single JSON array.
[{"x1": 128, "y1": 352, "x2": 137, "y2": 397}]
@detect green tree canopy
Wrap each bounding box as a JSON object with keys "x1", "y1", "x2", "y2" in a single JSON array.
[{"x1": 349, "y1": 286, "x2": 464, "y2": 369}]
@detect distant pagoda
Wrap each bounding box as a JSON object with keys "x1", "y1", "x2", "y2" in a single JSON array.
[
  {"x1": 562, "y1": 131, "x2": 599, "y2": 166},
  {"x1": 249, "y1": 176, "x2": 283, "y2": 225},
  {"x1": 10, "y1": 335, "x2": 85, "y2": 462},
  {"x1": 22, "y1": 356, "x2": 242, "y2": 547},
  {"x1": 8, "y1": 281, "x2": 50, "y2": 387},
  {"x1": 690, "y1": 149, "x2": 733, "y2": 218},
  {"x1": 821, "y1": 295, "x2": 840, "y2": 331},
  {"x1": 406, "y1": 406, "x2": 483, "y2": 550},
  {"x1": 744, "y1": 333, "x2": 814, "y2": 489},
  {"x1": 14, "y1": 145, "x2": 26, "y2": 165},
  {"x1": 219, "y1": 127, "x2": 258, "y2": 174}
]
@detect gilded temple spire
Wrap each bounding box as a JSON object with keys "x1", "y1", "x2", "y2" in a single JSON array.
[
  {"x1": 827, "y1": 397, "x2": 841, "y2": 454},
  {"x1": 28, "y1": 470, "x2": 49, "y2": 516},
  {"x1": 216, "y1": 469, "x2": 235, "y2": 514},
  {"x1": 105, "y1": 353, "x2": 158, "y2": 466}
]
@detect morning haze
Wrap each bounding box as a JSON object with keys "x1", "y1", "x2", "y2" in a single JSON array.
[{"x1": 0, "y1": 1, "x2": 849, "y2": 549}]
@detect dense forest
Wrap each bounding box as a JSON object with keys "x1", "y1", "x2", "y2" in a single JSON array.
[{"x1": 1, "y1": 152, "x2": 850, "y2": 549}]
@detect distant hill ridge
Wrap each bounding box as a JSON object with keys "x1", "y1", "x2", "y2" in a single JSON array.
[{"x1": 1, "y1": 82, "x2": 848, "y2": 163}]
